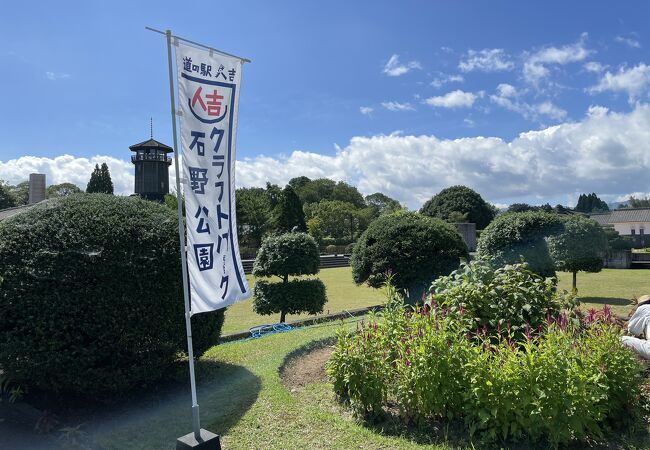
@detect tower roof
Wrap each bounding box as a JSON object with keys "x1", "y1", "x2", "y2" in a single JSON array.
[{"x1": 129, "y1": 138, "x2": 173, "y2": 152}]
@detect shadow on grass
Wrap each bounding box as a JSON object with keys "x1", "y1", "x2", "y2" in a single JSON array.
[
  {"x1": 3, "y1": 360, "x2": 261, "y2": 450},
  {"x1": 86, "y1": 359, "x2": 262, "y2": 448},
  {"x1": 580, "y1": 296, "x2": 634, "y2": 307}
]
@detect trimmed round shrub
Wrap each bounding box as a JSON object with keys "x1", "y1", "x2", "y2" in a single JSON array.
[
  {"x1": 547, "y1": 215, "x2": 607, "y2": 290},
  {"x1": 0, "y1": 194, "x2": 223, "y2": 398},
  {"x1": 325, "y1": 244, "x2": 338, "y2": 255},
  {"x1": 344, "y1": 243, "x2": 355, "y2": 254},
  {"x1": 420, "y1": 185, "x2": 495, "y2": 229},
  {"x1": 252, "y1": 232, "x2": 326, "y2": 322},
  {"x1": 351, "y1": 211, "x2": 468, "y2": 300},
  {"x1": 476, "y1": 211, "x2": 562, "y2": 277},
  {"x1": 253, "y1": 279, "x2": 327, "y2": 317},
  {"x1": 253, "y1": 232, "x2": 320, "y2": 280}
]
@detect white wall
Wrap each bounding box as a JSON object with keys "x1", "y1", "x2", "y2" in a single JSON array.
[{"x1": 613, "y1": 222, "x2": 650, "y2": 236}]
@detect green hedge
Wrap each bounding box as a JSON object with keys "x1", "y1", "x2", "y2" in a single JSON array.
[
  {"x1": 351, "y1": 211, "x2": 468, "y2": 301},
  {"x1": 252, "y1": 279, "x2": 327, "y2": 317},
  {"x1": 476, "y1": 211, "x2": 562, "y2": 277},
  {"x1": 0, "y1": 194, "x2": 223, "y2": 398}
]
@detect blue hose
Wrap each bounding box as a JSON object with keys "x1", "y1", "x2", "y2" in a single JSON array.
[{"x1": 249, "y1": 323, "x2": 293, "y2": 339}]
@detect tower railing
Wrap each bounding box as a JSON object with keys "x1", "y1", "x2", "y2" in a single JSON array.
[{"x1": 131, "y1": 154, "x2": 172, "y2": 163}]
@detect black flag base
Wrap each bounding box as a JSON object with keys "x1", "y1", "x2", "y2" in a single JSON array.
[{"x1": 176, "y1": 429, "x2": 221, "y2": 450}]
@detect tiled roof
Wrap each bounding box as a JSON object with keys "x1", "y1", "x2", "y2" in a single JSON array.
[
  {"x1": 129, "y1": 138, "x2": 173, "y2": 152},
  {"x1": 590, "y1": 208, "x2": 650, "y2": 225}
]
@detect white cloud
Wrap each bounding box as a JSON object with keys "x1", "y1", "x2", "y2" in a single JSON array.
[
  {"x1": 381, "y1": 101, "x2": 415, "y2": 111},
  {"x1": 458, "y1": 48, "x2": 514, "y2": 72},
  {"x1": 360, "y1": 106, "x2": 374, "y2": 116},
  {"x1": 430, "y1": 73, "x2": 464, "y2": 88},
  {"x1": 534, "y1": 101, "x2": 567, "y2": 121},
  {"x1": 382, "y1": 54, "x2": 421, "y2": 77},
  {"x1": 590, "y1": 63, "x2": 650, "y2": 102},
  {"x1": 0, "y1": 155, "x2": 134, "y2": 195},
  {"x1": 6, "y1": 105, "x2": 650, "y2": 210},
  {"x1": 584, "y1": 61, "x2": 606, "y2": 73},
  {"x1": 45, "y1": 72, "x2": 70, "y2": 81},
  {"x1": 495, "y1": 83, "x2": 519, "y2": 98},
  {"x1": 523, "y1": 34, "x2": 591, "y2": 85},
  {"x1": 425, "y1": 90, "x2": 477, "y2": 108},
  {"x1": 615, "y1": 35, "x2": 641, "y2": 49},
  {"x1": 490, "y1": 85, "x2": 567, "y2": 121}
]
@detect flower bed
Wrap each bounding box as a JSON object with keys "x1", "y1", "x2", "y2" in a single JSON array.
[{"x1": 327, "y1": 265, "x2": 643, "y2": 447}]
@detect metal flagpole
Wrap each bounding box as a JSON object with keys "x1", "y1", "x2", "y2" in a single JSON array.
[{"x1": 164, "y1": 29, "x2": 202, "y2": 441}]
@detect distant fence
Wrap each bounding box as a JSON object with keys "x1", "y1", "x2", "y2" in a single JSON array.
[
  {"x1": 632, "y1": 251, "x2": 650, "y2": 269},
  {"x1": 242, "y1": 254, "x2": 350, "y2": 275}
]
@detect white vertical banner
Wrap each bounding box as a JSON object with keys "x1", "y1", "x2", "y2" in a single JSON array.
[{"x1": 175, "y1": 41, "x2": 250, "y2": 314}]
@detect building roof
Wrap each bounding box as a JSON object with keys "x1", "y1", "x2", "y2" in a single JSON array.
[
  {"x1": 129, "y1": 138, "x2": 173, "y2": 152},
  {"x1": 589, "y1": 208, "x2": 650, "y2": 225}
]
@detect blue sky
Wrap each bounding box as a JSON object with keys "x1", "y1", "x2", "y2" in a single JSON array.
[{"x1": 2, "y1": 1, "x2": 650, "y2": 208}]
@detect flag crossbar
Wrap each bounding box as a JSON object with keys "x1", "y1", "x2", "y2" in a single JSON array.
[{"x1": 145, "y1": 26, "x2": 252, "y2": 63}]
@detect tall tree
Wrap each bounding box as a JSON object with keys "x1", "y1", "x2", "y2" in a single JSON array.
[
  {"x1": 0, "y1": 180, "x2": 17, "y2": 209},
  {"x1": 288, "y1": 176, "x2": 311, "y2": 191},
  {"x1": 294, "y1": 178, "x2": 336, "y2": 205},
  {"x1": 87, "y1": 163, "x2": 113, "y2": 194},
  {"x1": 420, "y1": 185, "x2": 496, "y2": 229},
  {"x1": 236, "y1": 187, "x2": 272, "y2": 247},
  {"x1": 100, "y1": 163, "x2": 114, "y2": 195},
  {"x1": 46, "y1": 182, "x2": 83, "y2": 198},
  {"x1": 310, "y1": 200, "x2": 359, "y2": 241},
  {"x1": 575, "y1": 193, "x2": 609, "y2": 213},
  {"x1": 7, "y1": 181, "x2": 29, "y2": 206},
  {"x1": 365, "y1": 192, "x2": 402, "y2": 215},
  {"x1": 547, "y1": 215, "x2": 607, "y2": 291},
  {"x1": 331, "y1": 181, "x2": 365, "y2": 208},
  {"x1": 628, "y1": 196, "x2": 650, "y2": 208},
  {"x1": 270, "y1": 185, "x2": 306, "y2": 233}
]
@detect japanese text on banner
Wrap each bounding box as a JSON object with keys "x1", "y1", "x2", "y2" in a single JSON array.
[{"x1": 176, "y1": 41, "x2": 250, "y2": 313}]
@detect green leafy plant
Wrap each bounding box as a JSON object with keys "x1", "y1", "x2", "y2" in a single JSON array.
[
  {"x1": 476, "y1": 210, "x2": 563, "y2": 277},
  {"x1": 0, "y1": 194, "x2": 223, "y2": 399},
  {"x1": 252, "y1": 232, "x2": 326, "y2": 322},
  {"x1": 0, "y1": 372, "x2": 26, "y2": 404},
  {"x1": 430, "y1": 258, "x2": 574, "y2": 338},
  {"x1": 420, "y1": 185, "x2": 496, "y2": 229},
  {"x1": 328, "y1": 277, "x2": 642, "y2": 447},
  {"x1": 547, "y1": 215, "x2": 608, "y2": 290},
  {"x1": 351, "y1": 211, "x2": 468, "y2": 302}
]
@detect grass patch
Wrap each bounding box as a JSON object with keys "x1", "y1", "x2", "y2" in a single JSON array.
[
  {"x1": 222, "y1": 268, "x2": 384, "y2": 333},
  {"x1": 557, "y1": 269, "x2": 647, "y2": 317},
  {"x1": 92, "y1": 316, "x2": 650, "y2": 449},
  {"x1": 93, "y1": 319, "x2": 462, "y2": 450}
]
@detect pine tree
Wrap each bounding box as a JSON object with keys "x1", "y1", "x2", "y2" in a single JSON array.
[
  {"x1": 575, "y1": 193, "x2": 608, "y2": 213},
  {"x1": 86, "y1": 163, "x2": 114, "y2": 194},
  {"x1": 86, "y1": 164, "x2": 102, "y2": 193},
  {"x1": 100, "y1": 163, "x2": 114, "y2": 195},
  {"x1": 270, "y1": 185, "x2": 306, "y2": 233}
]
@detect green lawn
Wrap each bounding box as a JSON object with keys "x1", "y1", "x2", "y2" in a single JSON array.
[
  {"x1": 223, "y1": 267, "x2": 649, "y2": 334},
  {"x1": 92, "y1": 313, "x2": 650, "y2": 450},
  {"x1": 557, "y1": 268, "x2": 648, "y2": 318},
  {"x1": 222, "y1": 268, "x2": 385, "y2": 333},
  {"x1": 63, "y1": 268, "x2": 650, "y2": 449},
  {"x1": 94, "y1": 319, "x2": 463, "y2": 450}
]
